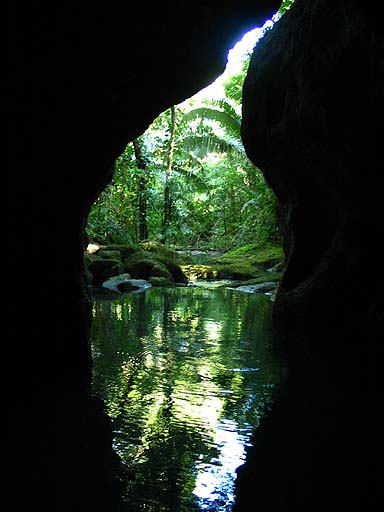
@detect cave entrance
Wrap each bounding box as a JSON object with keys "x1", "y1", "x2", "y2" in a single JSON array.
[
  {"x1": 85, "y1": 6, "x2": 290, "y2": 511},
  {"x1": 85, "y1": 21, "x2": 281, "y2": 255}
]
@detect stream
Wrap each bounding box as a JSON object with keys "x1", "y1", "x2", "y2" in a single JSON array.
[{"x1": 90, "y1": 284, "x2": 283, "y2": 511}]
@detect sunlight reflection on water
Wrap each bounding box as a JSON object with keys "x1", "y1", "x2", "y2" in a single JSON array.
[
  {"x1": 91, "y1": 286, "x2": 282, "y2": 511},
  {"x1": 193, "y1": 419, "x2": 253, "y2": 510}
]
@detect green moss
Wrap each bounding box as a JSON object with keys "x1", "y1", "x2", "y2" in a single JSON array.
[
  {"x1": 143, "y1": 251, "x2": 188, "y2": 283},
  {"x1": 229, "y1": 272, "x2": 282, "y2": 287},
  {"x1": 96, "y1": 244, "x2": 138, "y2": 259},
  {"x1": 123, "y1": 249, "x2": 155, "y2": 265},
  {"x1": 123, "y1": 254, "x2": 156, "y2": 280},
  {"x1": 85, "y1": 256, "x2": 125, "y2": 284},
  {"x1": 84, "y1": 252, "x2": 98, "y2": 267},
  {"x1": 150, "y1": 263, "x2": 173, "y2": 280},
  {"x1": 95, "y1": 249, "x2": 122, "y2": 260},
  {"x1": 123, "y1": 249, "x2": 188, "y2": 284},
  {"x1": 149, "y1": 276, "x2": 173, "y2": 287},
  {"x1": 216, "y1": 263, "x2": 261, "y2": 280},
  {"x1": 181, "y1": 264, "x2": 218, "y2": 281},
  {"x1": 139, "y1": 241, "x2": 191, "y2": 264},
  {"x1": 84, "y1": 242, "x2": 188, "y2": 285},
  {"x1": 210, "y1": 242, "x2": 284, "y2": 269}
]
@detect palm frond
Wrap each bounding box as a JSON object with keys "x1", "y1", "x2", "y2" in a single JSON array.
[
  {"x1": 209, "y1": 99, "x2": 241, "y2": 122},
  {"x1": 183, "y1": 132, "x2": 245, "y2": 159},
  {"x1": 182, "y1": 107, "x2": 241, "y2": 140},
  {"x1": 183, "y1": 134, "x2": 235, "y2": 157},
  {"x1": 172, "y1": 165, "x2": 208, "y2": 191}
]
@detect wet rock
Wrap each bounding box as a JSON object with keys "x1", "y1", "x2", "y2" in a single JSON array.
[
  {"x1": 123, "y1": 249, "x2": 188, "y2": 284},
  {"x1": 229, "y1": 281, "x2": 278, "y2": 294},
  {"x1": 117, "y1": 280, "x2": 151, "y2": 293},
  {"x1": 210, "y1": 243, "x2": 284, "y2": 269},
  {"x1": 181, "y1": 264, "x2": 218, "y2": 281},
  {"x1": 85, "y1": 241, "x2": 189, "y2": 286},
  {"x1": 210, "y1": 243, "x2": 284, "y2": 280},
  {"x1": 102, "y1": 274, "x2": 151, "y2": 293},
  {"x1": 139, "y1": 241, "x2": 192, "y2": 264},
  {"x1": 148, "y1": 276, "x2": 173, "y2": 287},
  {"x1": 85, "y1": 255, "x2": 124, "y2": 285}
]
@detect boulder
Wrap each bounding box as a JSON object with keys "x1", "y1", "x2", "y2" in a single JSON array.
[
  {"x1": 85, "y1": 254, "x2": 124, "y2": 285},
  {"x1": 139, "y1": 240, "x2": 192, "y2": 264},
  {"x1": 95, "y1": 249, "x2": 122, "y2": 260},
  {"x1": 117, "y1": 279, "x2": 151, "y2": 293},
  {"x1": 85, "y1": 242, "x2": 188, "y2": 286},
  {"x1": 102, "y1": 274, "x2": 151, "y2": 293},
  {"x1": 216, "y1": 263, "x2": 261, "y2": 280},
  {"x1": 150, "y1": 262, "x2": 173, "y2": 280},
  {"x1": 210, "y1": 243, "x2": 284, "y2": 269},
  {"x1": 123, "y1": 249, "x2": 188, "y2": 284},
  {"x1": 148, "y1": 276, "x2": 173, "y2": 287}
]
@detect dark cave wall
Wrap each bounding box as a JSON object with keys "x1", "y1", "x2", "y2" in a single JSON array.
[
  {"x1": 241, "y1": 0, "x2": 382, "y2": 350},
  {"x1": 234, "y1": 1, "x2": 383, "y2": 510}
]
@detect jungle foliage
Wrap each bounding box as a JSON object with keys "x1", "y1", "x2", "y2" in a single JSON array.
[{"x1": 86, "y1": 9, "x2": 294, "y2": 251}]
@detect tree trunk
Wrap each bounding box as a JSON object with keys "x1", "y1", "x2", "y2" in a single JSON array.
[
  {"x1": 229, "y1": 184, "x2": 236, "y2": 235},
  {"x1": 132, "y1": 138, "x2": 149, "y2": 241},
  {"x1": 162, "y1": 106, "x2": 176, "y2": 244}
]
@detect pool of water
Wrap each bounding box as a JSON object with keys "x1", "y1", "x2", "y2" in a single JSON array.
[{"x1": 90, "y1": 285, "x2": 282, "y2": 511}]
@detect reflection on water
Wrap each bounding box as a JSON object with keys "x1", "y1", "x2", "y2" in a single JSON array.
[{"x1": 91, "y1": 286, "x2": 282, "y2": 511}]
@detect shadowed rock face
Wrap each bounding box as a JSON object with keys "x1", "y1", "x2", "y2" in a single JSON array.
[
  {"x1": 235, "y1": 1, "x2": 383, "y2": 510},
  {"x1": 241, "y1": 1, "x2": 382, "y2": 349}
]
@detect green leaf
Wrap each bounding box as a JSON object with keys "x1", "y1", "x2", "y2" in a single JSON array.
[{"x1": 182, "y1": 107, "x2": 241, "y2": 140}]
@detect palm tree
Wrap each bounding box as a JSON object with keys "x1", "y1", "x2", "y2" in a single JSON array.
[
  {"x1": 181, "y1": 99, "x2": 259, "y2": 190},
  {"x1": 132, "y1": 138, "x2": 149, "y2": 240},
  {"x1": 180, "y1": 96, "x2": 279, "y2": 245},
  {"x1": 181, "y1": 99, "x2": 243, "y2": 156}
]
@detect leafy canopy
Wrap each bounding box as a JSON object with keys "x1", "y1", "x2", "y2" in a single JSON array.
[{"x1": 86, "y1": 2, "x2": 294, "y2": 249}]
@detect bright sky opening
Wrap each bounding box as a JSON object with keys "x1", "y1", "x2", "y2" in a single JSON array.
[{"x1": 190, "y1": 17, "x2": 276, "y2": 102}]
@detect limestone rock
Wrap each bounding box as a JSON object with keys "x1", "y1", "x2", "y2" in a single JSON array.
[{"x1": 102, "y1": 274, "x2": 151, "y2": 293}]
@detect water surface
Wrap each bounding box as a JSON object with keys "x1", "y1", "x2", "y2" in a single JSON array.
[{"x1": 91, "y1": 285, "x2": 282, "y2": 511}]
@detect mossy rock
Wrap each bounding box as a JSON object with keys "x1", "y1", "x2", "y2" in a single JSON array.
[
  {"x1": 181, "y1": 264, "x2": 218, "y2": 281},
  {"x1": 85, "y1": 242, "x2": 189, "y2": 284},
  {"x1": 95, "y1": 249, "x2": 122, "y2": 260},
  {"x1": 149, "y1": 276, "x2": 173, "y2": 287},
  {"x1": 85, "y1": 256, "x2": 124, "y2": 285},
  {"x1": 210, "y1": 242, "x2": 284, "y2": 270},
  {"x1": 84, "y1": 267, "x2": 93, "y2": 285},
  {"x1": 139, "y1": 241, "x2": 193, "y2": 264},
  {"x1": 229, "y1": 271, "x2": 282, "y2": 288},
  {"x1": 124, "y1": 258, "x2": 154, "y2": 280},
  {"x1": 162, "y1": 260, "x2": 188, "y2": 284},
  {"x1": 150, "y1": 262, "x2": 173, "y2": 280},
  {"x1": 97, "y1": 244, "x2": 138, "y2": 260},
  {"x1": 117, "y1": 281, "x2": 143, "y2": 292},
  {"x1": 84, "y1": 252, "x2": 98, "y2": 266},
  {"x1": 216, "y1": 263, "x2": 261, "y2": 280},
  {"x1": 123, "y1": 249, "x2": 188, "y2": 284},
  {"x1": 124, "y1": 249, "x2": 171, "y2": 266}
]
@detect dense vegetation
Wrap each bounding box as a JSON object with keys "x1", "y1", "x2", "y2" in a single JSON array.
[{"x1": 86, "y1": 2, "x2": 294, "y2": 251}]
